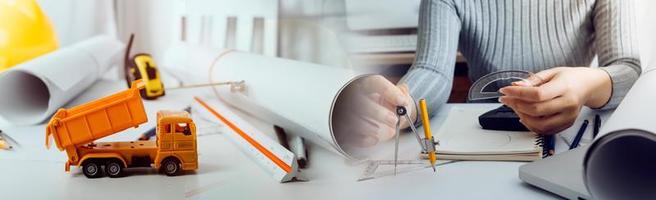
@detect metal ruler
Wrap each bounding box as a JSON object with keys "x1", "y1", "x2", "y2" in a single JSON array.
[
  {"x1": 358, "y1": 160, "x2": 426, "y2": 181},
  {"x1": 358, "y1": 160, "x2": 457, "y2": 181}
]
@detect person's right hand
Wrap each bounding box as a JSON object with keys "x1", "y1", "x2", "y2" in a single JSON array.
[{"x1": 333, "y1": 75, "x2": 415, "y2": 147}]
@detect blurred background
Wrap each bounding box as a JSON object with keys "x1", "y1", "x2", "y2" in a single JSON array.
[{"x1": 18, "y1": 0, "x2": 656, "y2": 102}]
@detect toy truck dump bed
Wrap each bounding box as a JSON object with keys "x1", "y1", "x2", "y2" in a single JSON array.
[{"x1": 46, "y1": 80, "x2": 147, "y2": 151}]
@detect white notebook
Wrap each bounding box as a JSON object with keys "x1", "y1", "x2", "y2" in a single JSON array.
[{"x1": 423, "y1": 107, "x2": 543, "y2": 161}]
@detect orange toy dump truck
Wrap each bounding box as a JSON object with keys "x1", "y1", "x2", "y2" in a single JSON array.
[{"x1": 45, "y1": 80, "x2": 198, "y2": 178}]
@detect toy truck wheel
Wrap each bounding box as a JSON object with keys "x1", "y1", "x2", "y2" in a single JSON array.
[
  {"x1": 105, "y1": 160, "x2": 123, "y2": 178},
  {"x1": 161, "y1": 157, "x2": 181, "y2": 176},
  {"x1": 82, "y1": 161, "x2": 103, "y2": 178}
]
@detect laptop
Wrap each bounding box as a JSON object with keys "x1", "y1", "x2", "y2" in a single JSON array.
[{"x1": 519, "y1": 147, "x2": 592, "y2": 199}]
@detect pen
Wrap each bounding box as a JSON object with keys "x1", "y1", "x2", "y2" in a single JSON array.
[
  {"x1": 137, "y1": 127, "x2": 156, "y2": 141},
  {"x1": 273, "y1": 125, "x2": 290, "y2": 149},
  {"x1": 544, "y1": 135, "x2": 555, "y2": 156},
  {"x1": 570, "y1": 120, "x2": 589, "y2": 150},
  {"x1": 592, "y1": 115, "x2": 601, "y2": 139},
  {"x1": 274, "y1": 126, "x2": 308, "y2": 169},
  {"x1": 419, "y1": 99, "x2": 437, "y2": 172},
  {"x1": 288, "y1": 135, "x2": 308, "y2": 169}
]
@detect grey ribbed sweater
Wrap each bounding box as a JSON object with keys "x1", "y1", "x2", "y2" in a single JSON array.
[{"x1": 400, "y1": 0, "x2": 641, "y2": 117}]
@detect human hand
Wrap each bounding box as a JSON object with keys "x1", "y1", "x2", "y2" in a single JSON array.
[
  {"x1": 333, "y1": 75, "x2": 415, "y2": 147},
  {"x1": 498, "y1": 67, "x2": 611, "y2": 135}
]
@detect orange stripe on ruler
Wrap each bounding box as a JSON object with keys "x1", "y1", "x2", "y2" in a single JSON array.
[{"x1": 193, "y1": 97, "x2": 292, "y2": 173}]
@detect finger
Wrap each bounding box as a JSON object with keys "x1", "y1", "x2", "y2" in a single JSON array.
[
  {"x1": 513, "y1": 111, "x2": 553, "y2": 134},
  {"x1": 351, "y1": 114, "x2": 380, "y2": 136},
  {"x1": 514, "y1": 110, "x2": 575, "y2": 135},
  {"x1": 381, "y1": 85, "x2": 408, "y2": 106},
  {"x1": 374, "y1": 122, "x2": 397, "y2": 141},
  {"x1": 398, "y1": 83, "x2": 410, "y2": 95},
  {"x1": 334, "y1": 115, "x2": 380, "y2": 147},
  {"x1": 500, "y1": 98, "x2": 574, "y2": 135},
  {"x1": 360, "y1": 75, "x2": 393, "y2": 91},
  {"x1": 348, "y1": 111, "x2": 397, "y2": 140},
  {"x1": 512, "y1": 80, "x2": 532, "y2": 87},
  {"x1": 369, "y1": 93, "x2": 396, "y2": 112},
  {"x1": 352, "y1": 93, "x2": 398, "y2": 125},
  {"x1": 530, "y1": 68, "x2": 561, "y2": 84},
  {"x1": 360, "y1": 75, "x2": 406, "y2": 105},
  {"x1": 369, "y1": 93, "x2": 404, "y2": 115},
  {"x1": 500, "y1": 96, "x2": 569, "y2": 117},
  {"x1": 498, "y1": 86, "x2": 543, "y2": 102},
  {"x1": 499, "y1": 79, "x2": 567, "y2": 102},
  {"x1": 341, "y1": 134, "x2": 378, "y2": 147},
  {"x1": 358, "y1": 136, "x2": 379, "y2": 147},
  {"x1": 513, "y1": 73, "x2": 546, "y2": 87},
  {"x1": 346, "y1": 111, "x2": 397, "y2": 142},
  {"x1": 512, "y1": 110, "x2": 539, "y2": 129}
]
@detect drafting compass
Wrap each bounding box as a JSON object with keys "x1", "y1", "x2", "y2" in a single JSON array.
[{"x1": 393, "y1": 99, "x2": 439, "y2": 175}]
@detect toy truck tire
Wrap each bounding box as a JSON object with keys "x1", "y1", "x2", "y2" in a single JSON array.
[
  {"x1": 82, "y1": 160, "x2": 103, "y2": 178},
  {"x1": 161, "y1": 157, "x2": 181, "y2": 176},
  {"x1": 105, "y1": 159, "x2": 124, "y2": 178}
]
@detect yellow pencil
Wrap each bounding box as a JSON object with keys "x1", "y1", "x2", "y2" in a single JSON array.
[{"x1": 419, "y1": 99, "x2": 436, "y2": 172}]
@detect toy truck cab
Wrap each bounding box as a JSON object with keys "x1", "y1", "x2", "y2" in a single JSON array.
[{"x1": 153, "y1": 111, "x2": 198, "y2": 174}]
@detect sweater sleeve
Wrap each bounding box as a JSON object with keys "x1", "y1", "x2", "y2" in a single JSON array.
[
  {"x1": 399, "y1": 0, "x2": 461, "y2": 123},
  {"x1": 593, "y1": 0, "x2": 642, "y2": 110}
]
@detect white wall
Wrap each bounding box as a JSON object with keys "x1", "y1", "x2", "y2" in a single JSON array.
[
  {"x1": 37, "y1": 0, "x2": 656, "y2": 72},
  {"x1": 37, "y1": 0, "x2": 117, "y2": 46},
  {"x1": 277, "y1": 0, "x2": 350, "y2": 67},
  {"x1": 35, "y1": 0, "x2": 366, "y2": 69},
  {"x1": 114, "y1": 0, "x2": 178, "y2": 62},
  {"x1": 635, "y1": 0, "x2": 656, "y2": 71}
]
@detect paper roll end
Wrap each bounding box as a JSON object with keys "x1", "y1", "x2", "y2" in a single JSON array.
[
  {"x1": 585, "y1": 129, "x2": 656, "y2": 199},
  {"x1": 0, "y1": 70, "x2": 51, "y2": 125}
]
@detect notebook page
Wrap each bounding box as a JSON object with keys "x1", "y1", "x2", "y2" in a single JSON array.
[{"x1": 435, "y1": 107, "x2": 540, "y2": 154}]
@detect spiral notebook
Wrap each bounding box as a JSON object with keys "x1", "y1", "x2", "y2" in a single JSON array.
[{"x1": 423, "y1": 107, "x2": 543, "y2": 161}]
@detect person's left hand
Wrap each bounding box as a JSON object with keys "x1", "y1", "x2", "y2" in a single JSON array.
[{"x1": 498, "y1": 67, "x2": 612, "y2": 135}]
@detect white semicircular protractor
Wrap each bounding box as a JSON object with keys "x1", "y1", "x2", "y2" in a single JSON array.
[{"x1": 467, "y1": 70, "x2": 536, "y2": 102}]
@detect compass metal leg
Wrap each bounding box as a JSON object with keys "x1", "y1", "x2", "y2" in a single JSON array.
[{"x1": 394, "y1": 115, "x2": 401, "y2": 175}]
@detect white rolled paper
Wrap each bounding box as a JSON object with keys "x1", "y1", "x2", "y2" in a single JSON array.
[
  {"x1": 584, "y1": 70, "x2": 656, "y2": 199},
  {"x1": 162, "y1": 43, "x2": 372, "y2": 160},
  {"x1": 0, "y1": 35, "x2": 124, "y2": 125}
]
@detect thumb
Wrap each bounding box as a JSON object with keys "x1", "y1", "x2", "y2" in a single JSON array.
[
  {"x1": 398, "y1": 84, "x2": 410, "y2": 95},
  {"x1": 531, "y1": 68, "x2": 561, "y2": 85},
  {"x1": 513, "y1": 68, "x2": 561, "y2": 87},
  {"x1": 380, "y1": 84, "x2": 407, "y2": 106}
]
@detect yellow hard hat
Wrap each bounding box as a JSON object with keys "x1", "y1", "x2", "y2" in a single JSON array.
[{"x1": 0, "y1": 0, "x2": 58, "y2": 72}]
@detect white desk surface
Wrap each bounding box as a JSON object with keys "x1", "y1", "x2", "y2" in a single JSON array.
[{"x1": 0, "y1": 79, "x2": 610, "y2": 200}]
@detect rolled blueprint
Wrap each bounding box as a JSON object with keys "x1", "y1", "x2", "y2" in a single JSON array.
[
  {"x1": 0, "y1": 35, "x2": 124, "y2": 125},
  {"x1": 584, "y1": 70, "x2": 656, "y2": 199},
  {"x1": 162, "y1": 43, "x2": 374, "y2": 160}
]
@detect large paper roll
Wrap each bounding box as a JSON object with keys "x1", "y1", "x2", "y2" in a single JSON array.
[
  {"x1": 0, "y1": 35, "x2": 124, "y2": 125},
  {"x1": 584, "y1": 70, "x2": 656, "y2": 199},
  {"x1": 162, "y1": 43, "x2": 374, "y2": 160}
]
